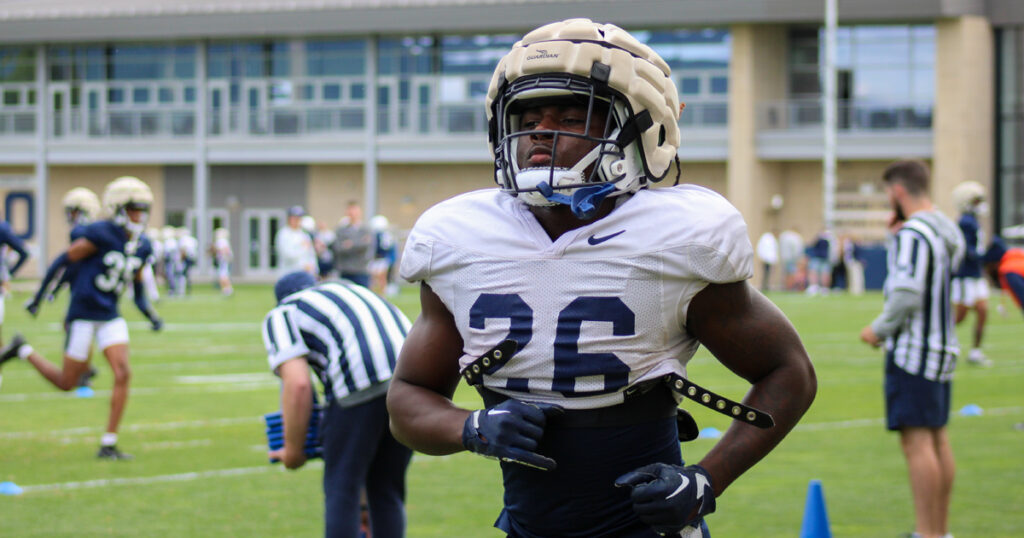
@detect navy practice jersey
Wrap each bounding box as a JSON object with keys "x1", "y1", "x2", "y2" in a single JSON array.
[
  {"x1": 954, "y1": 212, "x2": 983, "y2": 278},
  {"x1": 66, "y1": 220, "x2": 153, "y2": 322},
  {"x1": 0, "y1": 220, "x2": 29, "y2": 279}
]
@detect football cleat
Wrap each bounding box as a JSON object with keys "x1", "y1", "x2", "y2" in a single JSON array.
[
  {"x1": 77, "y1": 366, "x2": 99, "y2": 388},
  {"x1": 0, "y1": 333, "x2": 26, "y2": 367},
  {"x1": 966, "y1": 348, "x2": 992, "y2": 367},
  {"x1": 96, "y1": 445, "x2": 133, "y2": 460}
]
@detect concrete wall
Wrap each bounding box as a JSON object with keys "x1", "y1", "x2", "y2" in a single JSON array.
[
  {"x1": 47, "y1": 165, "x2": 165, "y2": 264},
  {"x1": 933, "y1": 16, "x2": 995, "y2": 220}
]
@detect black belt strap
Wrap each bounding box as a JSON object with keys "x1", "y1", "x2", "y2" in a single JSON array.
[
  {"x1": 478, "y1": 382, "x2": 678, "y2": 429},
  {"x1": 461, "y1": 340, "x2": 774, "y2": 430},
  {"x1": 662, "y1": 373, "x2": 775, "y2": 429}
]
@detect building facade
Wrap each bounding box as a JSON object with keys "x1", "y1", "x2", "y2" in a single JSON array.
[{"x1": 0, "y1": 0, "x2": 1021, "y2": 282}]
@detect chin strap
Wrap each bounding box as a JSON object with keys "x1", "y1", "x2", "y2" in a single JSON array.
[{"x1": 536, "y1": 182, "x2": 616, "y2": 219}]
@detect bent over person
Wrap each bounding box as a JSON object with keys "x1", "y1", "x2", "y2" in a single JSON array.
[
  {"x1": 386, "y1": 19, "x2": 817, "y2": 538},
  {"x1": 262, "y1": 272, "x2": 413, "y2": 538}
]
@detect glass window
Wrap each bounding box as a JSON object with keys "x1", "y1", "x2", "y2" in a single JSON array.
[
  {"x1": 158, "y1": 87, "x2": 175, "y2": 103},
  {"x1": 2, "y1": 90, "x2": 19, "y2": 106},
  {"x1": 788, "y1": 24, "x2": 934, "y2": 112},
  {"x1": 133, "y1": 87, "x2": 151, "y2": 103},
  {"x1": 680, "y1": 77, "x2": 701, "y2": 95},
  {"x1": 305, "y1": 39, "x2": 366, "y2": 76},
  {"x1": 378, "y1": 36, "x2": 435, "y2": 76},
  {"x1": 323, "y1": 84, "x2": 341, "y2": 101},
  {"x1": 110, "y1": 45, "x2": 166, "y2": 80},
  {"x1": 710, "y1": 76, "x2": 728, "y2": 94},
  {"x1": 0, "y1": 47, "x2": 36, "y2": 83},
  {"x1": 173, "y1": 45, "x2": 196, "y2": 79},
  {"x1": 440, "y1": 34, "x2": 517, "y2": 75},
  {"x1": 350, "y1": 83, "x2": 365, "y2": 100},
  {"x1": 184, "y1": 86, "x2": 196, "y2": 103},
  {"x1": 637, "y1": 28, "x2": 731, "y2": 70},
  {"x1": 108, "y1": 88, "x2": 125, "y2": 104}
]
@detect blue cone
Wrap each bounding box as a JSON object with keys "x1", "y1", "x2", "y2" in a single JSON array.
[
  {"x1": 799, "y1": 479, "x2": 832, "y2": 538},
  {"x1": 0, "y1": 481, "x2": 23, "y2": 495},
  {"x1": 75, "y1": 386, "x2": 95, "y2": 398},
  {"x1": 959, "y1": 404, "x2": 983, "y2": 416},
  {"x1": 698, "y1": 427, "x2": 722, "y2": 439}
]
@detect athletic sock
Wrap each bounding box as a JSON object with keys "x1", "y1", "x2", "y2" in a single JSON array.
[{"x1": 101, "y1": 433, "x2": 118, "y2": 447}]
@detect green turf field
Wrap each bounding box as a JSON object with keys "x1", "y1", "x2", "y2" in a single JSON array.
[{"x1": 0, "y1": 282, "x2": 1021, "y2": 537}]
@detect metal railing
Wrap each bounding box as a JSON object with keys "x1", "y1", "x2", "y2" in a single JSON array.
[
  {"x1": 0, "y1": 109, "x2": 36, "y2": 136},
  {"x1": 758, "y1": 99, "x2": 932, "y2": 131},
  {"x1": 0, "y1": 97, "x2": 738, "y2": 140}
]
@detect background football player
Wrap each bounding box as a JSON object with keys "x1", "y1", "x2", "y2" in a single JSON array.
[
  {"x1": 0, "y1": 204, "x2": 29, "y2": 347},
  {"x1": 387, "y1": 18, "x2": 817, "y2": 538},
  {"x1": 950, "y1": 181, "x2": 991, "y2": 366},
  {"x1": 1, "y1": 176, "x2": 163, "y2": 460},
  {"x1": 26, "y1": 187, "x2": 102, "y2": 317}
]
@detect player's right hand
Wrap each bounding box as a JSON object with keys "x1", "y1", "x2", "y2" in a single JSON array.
[
  {"x1": 24, "y1": 298, "x2": 40, "y2": 317},
  {"x1": 462, "y1": 399, "x2": 563, "y2": 471}
]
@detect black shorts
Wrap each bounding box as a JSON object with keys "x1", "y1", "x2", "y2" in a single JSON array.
[{"x1": 884, "y1": 354, "x2": 951, "y2": 431}]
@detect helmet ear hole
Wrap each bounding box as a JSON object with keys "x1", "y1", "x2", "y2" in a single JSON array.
[{"x1": 658, "y1": 125, "x2": 666, "y2": 146}]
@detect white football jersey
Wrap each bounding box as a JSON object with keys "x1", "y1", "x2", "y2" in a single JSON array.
[{"x1": 400, "y1": 186, "x2": 754, "y2": 409}]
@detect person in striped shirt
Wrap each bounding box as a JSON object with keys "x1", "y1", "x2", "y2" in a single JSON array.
[
  {"x1": 262, "y1": 271, "x2": 413, "y2": 538},
  {"x1": 860, "y1": 160, "x2": 964, "y2": 538}
]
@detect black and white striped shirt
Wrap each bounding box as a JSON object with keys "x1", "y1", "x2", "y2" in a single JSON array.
[
  {"x1": 884, "y1": 216, "x2": 960, "y2": 382},
  {"x1": 262, "y1": 281, "x2": 411, "y2": 404}
]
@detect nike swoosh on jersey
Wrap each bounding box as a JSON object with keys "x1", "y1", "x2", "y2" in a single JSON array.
[{"x1": 587, "y1": 230, "x2": 626, "y2": 245}]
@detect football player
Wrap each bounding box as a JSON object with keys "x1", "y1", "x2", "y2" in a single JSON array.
[
  {"x1": 212, "y1": 227, "x2": 233, "y2": 296},
  {"x1": 26, "y1": 187, "x2": 102, "y2": 317},
  {"x1": 1, "y1": 176, "x2": 163, "y2": 459},
  {"x1": 950, "y1": 181, "x2": 991, "y2": 365},
  {"x1": 387, "y1": 19, "x2": 817, "y2": 538},
  {"x1": 0, "y1": 205, "x2": 29, "y2": 346}
]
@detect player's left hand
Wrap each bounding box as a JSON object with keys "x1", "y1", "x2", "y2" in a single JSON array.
[
  {"x1": 859, "y1": 325, "x2": 881, "y2": 347},
  {"x1": 269, "y1": 447, "x2": 307, "y2": 470},
  {"x1": 462, "y1": 399, "x2": 563, "y2": 471},
  {"x1": 615, "y1": 463, "x2": 716, "y2": 535}
]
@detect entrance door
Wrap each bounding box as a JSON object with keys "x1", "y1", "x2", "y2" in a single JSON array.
[
  {"x1": 185, "y1": 207, "x2": 229, "y2": 275},
  {"x1": 242, "y1": 208, "x2": 286, "y2": 277},
  {"x1": 243, "y1": 80, "x2": 268, "y2": 135},
  {"x1": 411, "y1": 76, "x2": 435, "y2": 134},
  {"x1": 48, "y1": 83, "x2": 73, "y2": 138},
  {"x1": 207, "y1": 80, "x2": 230, "y2": 136}
]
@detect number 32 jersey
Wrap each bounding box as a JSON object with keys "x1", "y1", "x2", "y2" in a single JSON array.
[
  {"x1": 67, "y1": 220, "x2": 154, "y2": 322},
  {"x1": 400, "y1": 185, "x2": 754, "y2": 410}
]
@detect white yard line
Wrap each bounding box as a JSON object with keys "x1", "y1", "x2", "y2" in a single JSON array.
[
  {"x1": 6, "y1": 407, "x2": 1022, "y2": 495},
  {"x1": 0, "y1": 381, "x2": 278, "y2": 403}
]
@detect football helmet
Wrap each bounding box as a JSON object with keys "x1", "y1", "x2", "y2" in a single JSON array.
[
  {"x1": 952, "y1": 181, "x2": 986, "y2": 214},
  {"x1": 62, "y1": 187, "x2": 101, "y2": 226},
  {"x1": 486, "y1": 18, "x2": 681, "y2": 218},
  {"x1": 103, "y1": 176, "x2": 154, "y2": 236}
]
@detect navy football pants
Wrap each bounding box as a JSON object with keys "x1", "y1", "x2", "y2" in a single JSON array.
[{"x1": 322, "y1": 395, "x2": 412, "y2": 538}]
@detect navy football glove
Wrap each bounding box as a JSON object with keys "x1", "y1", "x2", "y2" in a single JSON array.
[
  {"x1": 24, "y1": 298, "x2": 40, "y2": 318},
  {"x1": 615, "y1": 463, "x2": 716, "y2": 536},
  {"x1": 462, "y1": 399, "x2": 563, "y2": 471}
]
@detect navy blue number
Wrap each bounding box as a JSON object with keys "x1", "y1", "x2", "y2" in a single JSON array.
[
  {"x1": 469, "y1": 293, "x2": 533, "y2": 391},
  {"x1": 553, "y1": 297, "x2": 633, "y2": 396},
  {"x1": 468, "y1": 294, "x2": 634, "y2": 396}
]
